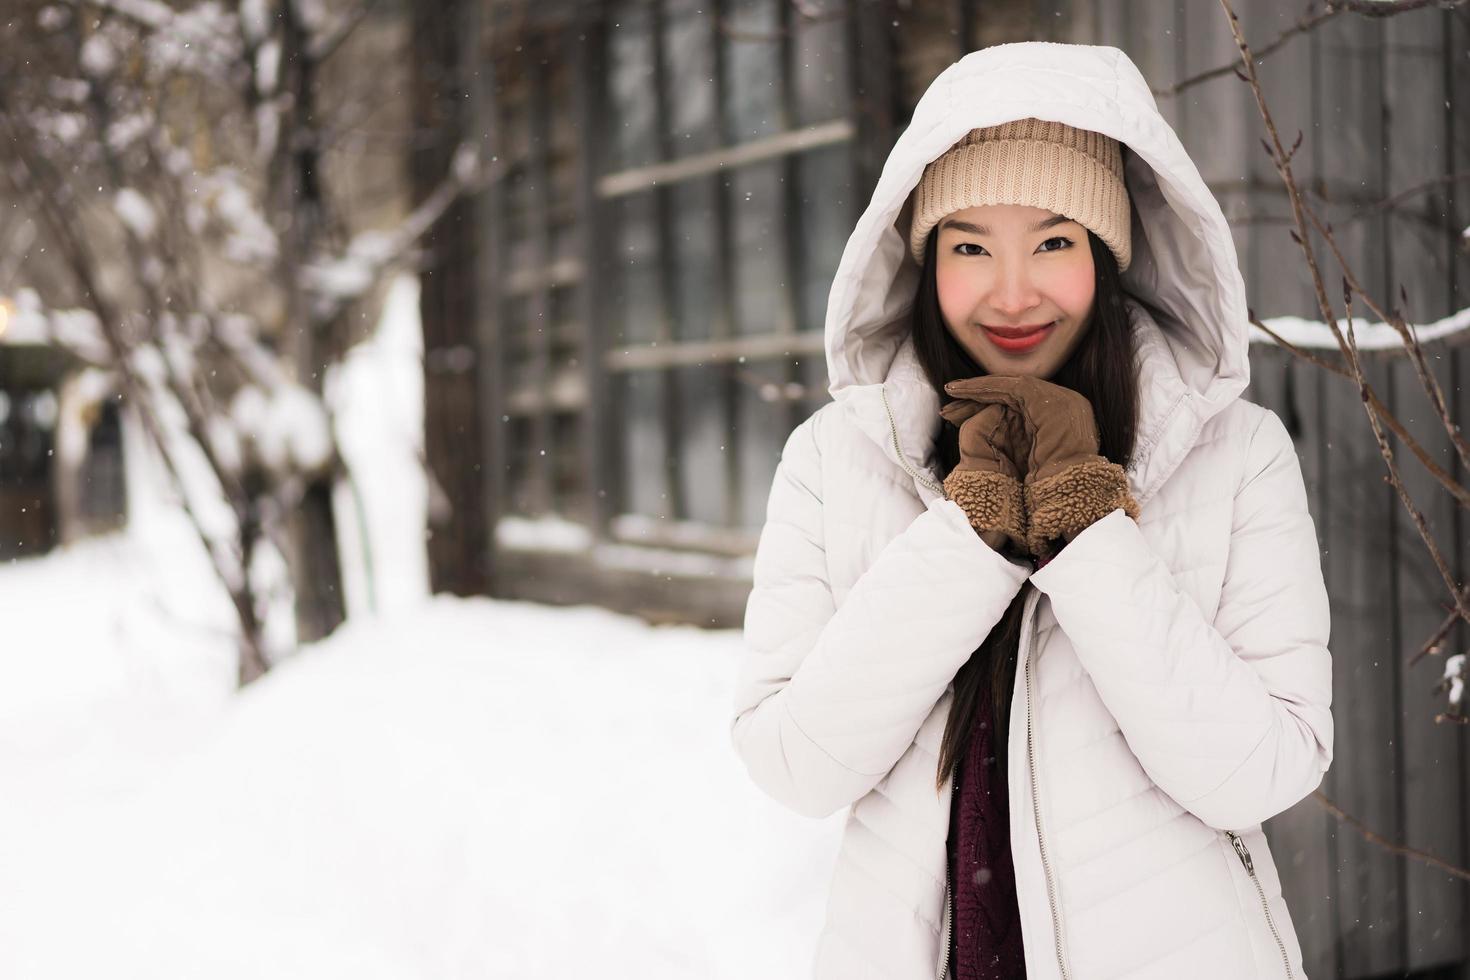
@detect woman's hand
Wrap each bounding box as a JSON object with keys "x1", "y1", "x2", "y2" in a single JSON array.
[
  {"x1": 937, "y1": 397, "x2": 1030, "y2": 556},
  {"x1": 943, "y1": 375, "x2": 1139, "y2": 559}
]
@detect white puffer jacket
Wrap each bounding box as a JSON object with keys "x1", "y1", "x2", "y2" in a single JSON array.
[{"x1": 730, "y1": 42, "x2": 1334, "y2": 980}]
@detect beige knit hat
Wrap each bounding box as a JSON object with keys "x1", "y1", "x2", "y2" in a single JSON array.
[{"x1": 907, "y1": 118, "x2": 1131, "y2": 271}]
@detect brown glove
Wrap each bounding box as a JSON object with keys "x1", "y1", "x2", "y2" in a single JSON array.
[
  {"x1": 937, "y1": 397, "x2": 1029, "y2": 556},
  {"x1": 944, "y1": 375, "x2": 1139, "y2": 560}
]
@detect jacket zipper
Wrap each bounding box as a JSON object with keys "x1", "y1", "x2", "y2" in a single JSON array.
[
  {"x1": 1225, "y1": 830, "x2": 1295, "y2": 978},
  {"x1": 879, "y1": 385, "x2": 944, "y2": 495},
  {"x1": 937, "y1": 864, "x2": 952, "y2": 980},
  {"x1": 1026, "y1": 606, "x2": 1070, "y2": 980}
]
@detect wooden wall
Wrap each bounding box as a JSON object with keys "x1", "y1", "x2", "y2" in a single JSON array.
[{"x1": 1092, "y1": 2, "x2": 1470, "y2": 976}]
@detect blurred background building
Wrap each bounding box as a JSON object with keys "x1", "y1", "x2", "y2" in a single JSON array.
[{"x1": 0, "y1": 310, "x2": 127, "y2": 559}]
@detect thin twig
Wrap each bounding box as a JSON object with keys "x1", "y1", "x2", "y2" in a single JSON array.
[
  {"x1": 1156, "y1": 4, "x2": 1340, "y2": 99},
  {"x1": 1314, "y1": 790, "x2": 1470, "y2": 881},
  {"x1": 1360, "y1": 170, "x2": 1470, "y2": 217},
  {"x1": 1327, "y1": 0, "x2": 1468, "y2": 15},
  {"x1": 1409, "y1": 584, "x2": 1470, "y2": 666}
]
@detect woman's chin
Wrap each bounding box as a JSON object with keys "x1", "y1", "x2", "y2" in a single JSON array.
[{"x1": 972, "y1": 352, "x2": 1053, "y2": 378}]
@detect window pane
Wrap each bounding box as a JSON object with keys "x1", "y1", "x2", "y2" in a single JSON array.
[
  {"x1": 607, "y1": 0, "x2": 658, "y2": 171},
  {"x1": 610, "y1": 190, "x2": 661, "y2": 346},
  {"x1": 490, "y1": 41, "x2": 536, "y2": 274},
  {"x1": 81, "y1": 399, "x2": 127, "y2": 528},
  {"x1": 795, "y1": 142, "x2": 855, "y2": 333},
  {"x1": 549, "y1": 283, "x2": 580, "y2": 370},
  {"x1": 0, "y1": 387, "x2": 55, "y2": 483},
  {"x1": 670, "y1": 176, "x2": 719, "y2": 342},
  {"x1": 550, "y1": 410, "x2": 585, "y2": 521},
  {"x1": 675, "y1": 363, "x2": 728, "y2": 525},
  {"x1": 730, "y1": 159, "x2": 785, "y2": 335},
  {"x1": 502, "y1": 291, "x2": 533, "y2": 382},
  {"x1": 506, "y1": 415, "x2": 536, "y2": 514},
  {"x1": 736, "y1": 360, "x2": 793, "y2": 530},
  {"x1": 619, "y1": 370, "x2": 672, "y2": 520},
  {"x1": 723, "y1": 0, "x2": 782, "y2": 141},
  {"x1": 793, "y1": 0, "x2": 851, "y2": 126},
  {"x1": 545, "y1": 50, "x2": 580, "y2": 267},
  {"x1": 664, "y1": 0, "x2": 718, "y2": 158}
]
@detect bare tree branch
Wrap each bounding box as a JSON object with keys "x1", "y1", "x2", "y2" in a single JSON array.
[
  {"x1": 1314, "y1": 790, "x2": 1470, "y2": 881},
  {"x1": 1329, "y1": 0, "x2": 1467, "y2": 15},
  {"x1": 1410, "y1": 584, "x2": 1470, "y2": 666},
  {"x1": 1156, "y1": 4, "x2": 1341, "y2": 99}
]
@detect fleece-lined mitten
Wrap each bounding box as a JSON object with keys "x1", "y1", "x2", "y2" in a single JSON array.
[
  {"x1": 937, "y1": 398, "x2": 1029, "y2": 556},
  {"x1": 944, "y1": 375, "x2": 1139, "y2": 560}
]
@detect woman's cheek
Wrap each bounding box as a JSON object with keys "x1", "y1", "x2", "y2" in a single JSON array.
[
  {"x1": 935, "y1": 268, "x2": 978, "y2": 325},
  {"x1": 1050, "y1": 260, "x2": 1096, "y2": 318}
]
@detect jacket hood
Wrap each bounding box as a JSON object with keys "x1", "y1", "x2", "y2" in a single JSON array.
[{"x1": 825, "y1": 41, "x2": 1250, "y2": 509}]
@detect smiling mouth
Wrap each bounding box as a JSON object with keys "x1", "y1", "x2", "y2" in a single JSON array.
[
  {"x1": 981, "y1": 321, "x2": 1057, "y2": 353},
  {"x1": 981, "y1": 322, "x2": 1055, "y2": 338}
]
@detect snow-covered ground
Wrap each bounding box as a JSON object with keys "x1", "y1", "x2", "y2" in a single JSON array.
[
  {"x1": 0, "y1": 275, "x2": 841, "y2": 978},
  {"x1": 0, "y1": 547, "x2": 839, "y2": 978}
]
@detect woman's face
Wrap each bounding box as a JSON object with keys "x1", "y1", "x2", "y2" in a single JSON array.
[{"x1": 933, "y1": 203, "x2": 1096, "y2": 379}]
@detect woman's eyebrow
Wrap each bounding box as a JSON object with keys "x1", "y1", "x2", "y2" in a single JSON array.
[{"x1": 940, "y1": 215, "x2": 1075, "y2": 235}]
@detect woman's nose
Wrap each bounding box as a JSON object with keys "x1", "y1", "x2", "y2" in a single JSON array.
[{"x1": 985, "y1": 263, "x2": 1042, "y2": 316}]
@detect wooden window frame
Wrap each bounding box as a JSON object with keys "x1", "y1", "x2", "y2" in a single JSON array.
[{"x1": 470, "y1": 0, "x2": 898, "y2": 557}]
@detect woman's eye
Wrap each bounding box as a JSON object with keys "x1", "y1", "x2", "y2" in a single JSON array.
[{"x1": 952, "y1": 237, "x2": 1073, "y2": 257}]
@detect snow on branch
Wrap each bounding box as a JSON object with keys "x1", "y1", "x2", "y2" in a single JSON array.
[
  {"x1": 1250, "y1": 304, "x2": 1470, "y2": 351},
  {"x1": 186, "y1": 167, "x2": 280, "y2": 266},
  {"x1": 65, "y1": 0, "x2": 243, "y2": 78},
  {"x1": 1, "y1": 288, "x2": 110, "y2": 364},
  {"x1": 300, "y1": 143, "x2": 490, "y2": 322}
]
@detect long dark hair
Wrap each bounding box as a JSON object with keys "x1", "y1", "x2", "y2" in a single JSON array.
[{"x1": 912, "y1": 225, "x2": 1140, "y2": 791}]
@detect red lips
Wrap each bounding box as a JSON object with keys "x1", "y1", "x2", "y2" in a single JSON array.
[
  {"x1": 982, "y1": 322, "x2": 1056, "y2": 353},
  {"x1": 981, "y1": 322, "x2": 1053, "y2": 338}
]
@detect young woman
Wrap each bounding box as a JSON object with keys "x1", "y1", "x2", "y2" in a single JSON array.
[{"x1": 730, "y1": 42, "x2": 1333, "y2": 980}]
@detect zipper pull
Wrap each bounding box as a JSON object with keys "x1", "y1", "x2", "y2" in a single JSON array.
[{"x1": 1227, "y1": 831, "x2": 1254, "y2": 874}]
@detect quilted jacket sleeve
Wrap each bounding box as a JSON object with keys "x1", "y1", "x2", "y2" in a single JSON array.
[
  {"x1": 1029, "y1": 407, "x2": 1333, "y2": 829},
  {"x1": 730, "y1": 409, "x2": 1031, "y2": 819}
]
